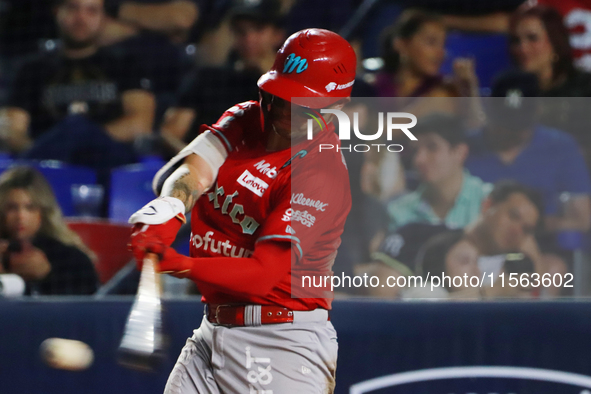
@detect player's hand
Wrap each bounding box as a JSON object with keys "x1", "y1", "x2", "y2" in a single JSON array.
[
  {"x1": 128, "y1": 197, "x2": 186, "y2": 266},
  {"x1": 134, "y1": 241, "x2": 193, "y2": 279},
  {"x1": 157, "y1": 246, "x2": 194, "y2": 279}
]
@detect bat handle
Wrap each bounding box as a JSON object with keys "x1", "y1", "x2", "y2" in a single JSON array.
[{"x1": 139, "y1": 252, "x2": 161, "y2": 297}]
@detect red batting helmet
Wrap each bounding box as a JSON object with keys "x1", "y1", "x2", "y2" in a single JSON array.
[{"x1": 257, "y1": 28, "x2": 357, "y2": 108}]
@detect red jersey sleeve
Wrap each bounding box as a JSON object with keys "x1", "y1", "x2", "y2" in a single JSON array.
[
  {"x1": 256, "y1": 149, "x2": 351, "y2": 265},
  {"x1": 198, "y1": 101, "x2": 260, "y2": 154}
]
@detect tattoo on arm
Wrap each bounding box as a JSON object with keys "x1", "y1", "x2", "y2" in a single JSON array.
[
  {"x1": 169, "y1": 172, "x2": 201, "y2": 211},
  {"x1": 162, "y1": 166, "x2": 204, "y2": 212}
]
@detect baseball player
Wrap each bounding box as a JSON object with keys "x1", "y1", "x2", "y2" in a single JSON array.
[{"x1": 130, "y1": 28, "x2": 356, "y2": 393}]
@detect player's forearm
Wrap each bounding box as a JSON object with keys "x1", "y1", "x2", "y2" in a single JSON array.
[
  {"x1": 160, "y1": 242, "x2": 293, "y2": 297},
  {"x1": 160, "y1": 162, "x2": 210, "y2": 212},
  {"x1": 118, "y1": 1, "x2": 198, "y2": 34}
]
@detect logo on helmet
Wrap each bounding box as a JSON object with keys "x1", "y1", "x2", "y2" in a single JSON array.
[
  {"x1": 283, "y1": 53, "x2": 309, "y2": 74},
  {"x1": 325, "y1": 81, "x2": 355, "y2": 93}
]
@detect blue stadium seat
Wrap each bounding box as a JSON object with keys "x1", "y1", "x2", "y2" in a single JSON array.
[
  {"x1": 440, "y1": 32, "x2": 511, "y2": 93},
  {"x1": 0, "y1": 159, "x2": 97, "y2": 217},
  {"x1": 109, "y1": 163, "x2": 160, "y2": 223}
]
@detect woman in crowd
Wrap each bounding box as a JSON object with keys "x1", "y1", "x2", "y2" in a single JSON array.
[
  {"x1": 0, "y1": 166, "x2": 98, "y2": 295},
  {"x1": 408, "y1": 231, "x2": 535, "y2": 299},
  {"x1": 375, "y1": 10, "x2": 481, "y2": 100},
  {"x1": 409, "y1": 230, "x2": 481, "y2": 299},
  {"x1": 508, "y1": 5, "x2": 591, "y2": 164},
  {"x1": 510, "y1": 5, "x2": 591, "y2": 96},
  {"x1": 376, "y1": 10, "x2": 454, "y2": 99}
]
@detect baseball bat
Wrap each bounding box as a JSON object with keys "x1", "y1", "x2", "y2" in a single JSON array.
[{"x1": 117, "y1": 253, "x2": 165, "y2": 371}]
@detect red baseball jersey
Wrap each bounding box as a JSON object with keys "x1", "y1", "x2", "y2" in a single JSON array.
[
  {"x1": 536, "y1": 0, "x2": 591, "y2": 70},
  {"x1": 189, "y1": 101, "x2": 351, "y2": 310}
]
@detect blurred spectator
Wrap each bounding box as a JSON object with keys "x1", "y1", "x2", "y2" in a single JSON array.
[
  {"x1": 509, "y1": 5, "x2": 591, "y2": 95},
  {"x1": 1, "y1": 0, "x2": 155, "y2": 176},
  {"x1": 100, "y1": 0, "x2": 199, "y2": 46},
  {"x1": 372, "y1": 10, "x2": 457, "y2": 100},
  {"x1": 466, "y1": 70, "x2": 591, "y2": 232},
  {"x1": 464, "y1": 180, "x2": 546, "y2": 276},
  {"x1": 356, "y1": 222, "x2": 448, "y2": 298},
  {"x1": 532, "y1": 0, "x2": 591, "y2": 71},
  {"x1": 0, "y1": 167, "x2": 97, "y2": 295},
  {"x1": 0, "y1": 0, "x2": 199, "y2": 54},
  {"x1": 410, "y1": 235, "x2": 535, "y2": 299},
  {"x1": 388, "y1": 113, "x2": 491, "y2": 231},
  {"x1": 370, "y1": 10, "x2": 483, "y2": 101},
  {"x1": 467, "y1": 180, "x2": 570, "y2": 297},
  {"x1": 159, "y1": 0, "x2": 285, "y2": 153},
  {"x1": 410, "y1": 230, "x2": 481, "y2": 298},
  {"x1": 443, "y1": 0, "x2": 591, "y2": 72},
  {"x1": 508, "y1": 5, "x2": 591, "y2": 167},
  {"x1": 360, "y1": 181, "x2": 547, "y2": 298}
]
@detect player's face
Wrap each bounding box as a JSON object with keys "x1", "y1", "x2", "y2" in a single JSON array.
[
  {"x1": 4, "y1": 189, "x2": 42, "y2": 241},
  {"x1": 510, "y1": 16, "x2": 555, "y2": 75},
  {"x1": 396, "y1": 22, "x2": 446, "y2": 77},
  {"x1": 483, "y1": 193, "x2": 539, "y2": 252},
  {"x1": 445, "y1": 239, "x2": 480, "y2": 289},
  {"x1": 231, "y1": 20, "x2": 283, "y2": 64},
  {"x1": 56, "y1": 0, "x2": 105, "y2": 49},
  {"x1": 413, "y1": 133, "x2": 465, "y2": 184},
  {"x1": 260, "y1": 91, "x2": 311, "y2": 141}
]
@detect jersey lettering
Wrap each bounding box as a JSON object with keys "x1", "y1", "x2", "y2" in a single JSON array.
[
  {"x1": 207, "y1": 184, "x2": 260, "y2": 235},
  {"x1": 191, "y1": 231, "x2": 253, "y2": 258},
  {"x1": 254, "y1": 160, "x2": 278, "y2": 179}
]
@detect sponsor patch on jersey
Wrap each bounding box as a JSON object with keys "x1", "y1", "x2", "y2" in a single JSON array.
[
  {"x1": 191, "y1": 231, "x2": 253, "y2": 258},
  {"x1": 291, "y1": 193, "x2": 328, "y2": 211},
  {"x1": 281, "y1": 208, "x2": 315, "y2": 227},
  {"x1": 285, "y1": 225, "x2": 296, "y2": 235},
  {"x1": 253, "y1": 160, "x2": 278, "y2": 179},
  {"x1": 237, "y1": 170, "x2": 269, "y2": 197}
]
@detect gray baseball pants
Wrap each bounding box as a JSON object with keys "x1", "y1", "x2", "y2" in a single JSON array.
[{"x1": 163, "y1": 309, "x2": 338, "y2": 394}]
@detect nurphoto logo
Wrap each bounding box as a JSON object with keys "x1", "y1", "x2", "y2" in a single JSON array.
[{"x1": 306, "y1": 109, "x2": 418, "y2": 153}]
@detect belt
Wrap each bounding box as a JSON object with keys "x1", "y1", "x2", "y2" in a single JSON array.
[{"x1": 205, "y1": 304, "x2": 329, "y2": 327}]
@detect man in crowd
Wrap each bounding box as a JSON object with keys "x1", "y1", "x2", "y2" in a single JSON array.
[
  {"x1": 159, "y1": 0, "x2": 286, "y2": 153},
  {"x1": 466, "y1": 70, "x2": 591, "y2": 232},
  {"x1": 2, "y1": 0, "x2": 155, "y2": 175},
  {"x1": 388, "y1": 113, "x2": 491, "y2": 231}
]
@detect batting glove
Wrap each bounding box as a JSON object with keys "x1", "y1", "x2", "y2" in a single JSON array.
[
  {"x1": 133, "y1": 241, "x2": 193, "y2": 279},
  {"x1": 129, "y1": 197, "x2": 186, "y2": 267}
]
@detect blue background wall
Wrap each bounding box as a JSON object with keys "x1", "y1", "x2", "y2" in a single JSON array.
[{"x1": 2, "y1": 299, "x2": 591, "y2": 393}]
